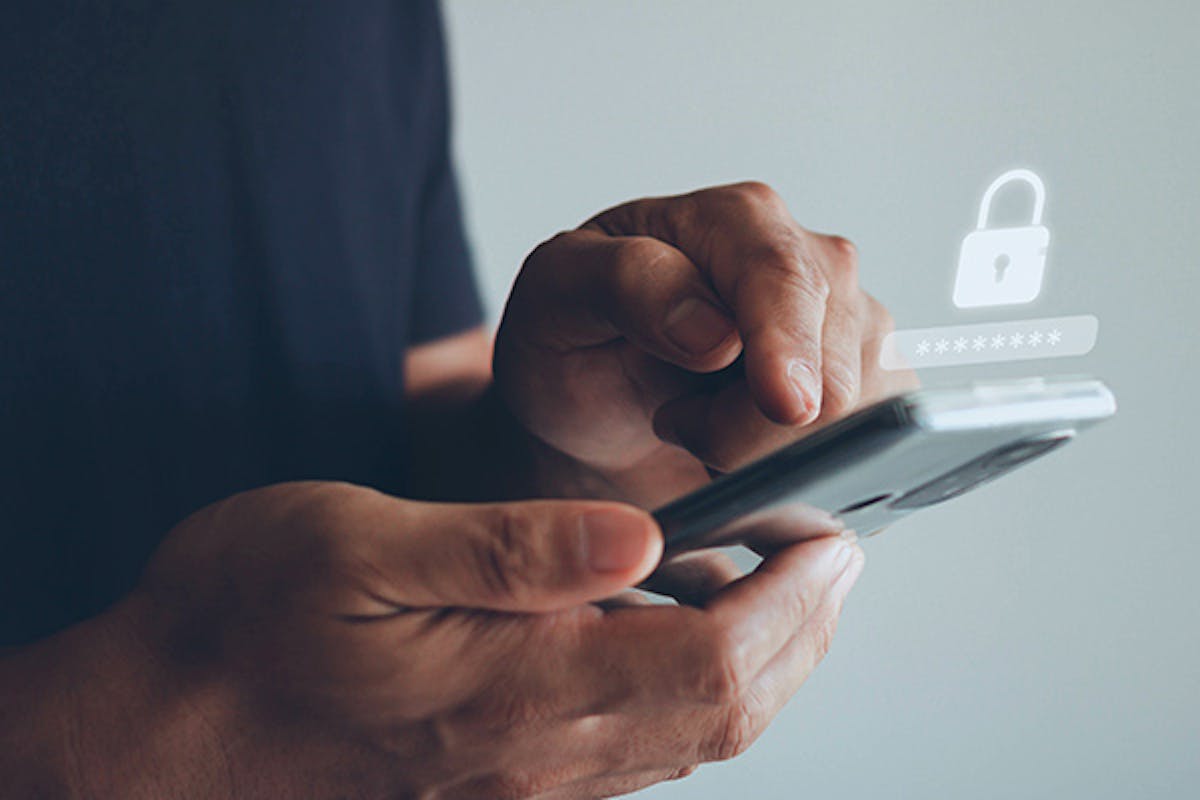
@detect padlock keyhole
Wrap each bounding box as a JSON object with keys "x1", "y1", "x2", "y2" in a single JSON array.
[{"x1": 993, "y1": 253, "x2": 1011, "y2": 283}]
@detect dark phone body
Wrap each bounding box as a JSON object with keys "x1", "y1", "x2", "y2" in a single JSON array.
[{"x1": 653, "y1": 377, "x2": 1116, "y2": 555}]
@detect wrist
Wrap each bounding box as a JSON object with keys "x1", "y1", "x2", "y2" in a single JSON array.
[{"x1": 1, "y1": 594, "x2": 237, "y2": 799}]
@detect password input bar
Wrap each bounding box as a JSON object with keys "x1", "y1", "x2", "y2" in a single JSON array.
[{"x1": 879, "y1": 315, "x2": 1099, "y2": 370}]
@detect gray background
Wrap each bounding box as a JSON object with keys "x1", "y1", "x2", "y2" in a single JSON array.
[{"x1": 442, "y1": 2, "x2": 1199, "y2": 797}]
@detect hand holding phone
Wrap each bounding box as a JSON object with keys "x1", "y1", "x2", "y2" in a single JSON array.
[{"x1": 653, "y1": 377, "x2": 1116, "y2": 556}]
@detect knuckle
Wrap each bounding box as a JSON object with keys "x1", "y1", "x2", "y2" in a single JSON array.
[
  {"x1": 670, "y1": 764, "x2": 699, "y2": 781},
  {"x1": 776, "y1": 583, "x2": 816, "y2": 637},
  {"x1": 772, "y1": 317, "x2": 821, "y2": 351},
  {"x1": 610, "y1": 236, "x2": 672, "y2": 293},
  {"x1": 744, "y1": 239, "x2": 800, "y2": 271},
  {"x1": 822, "y1": 360, "x2": 861, "y2": 415},
  {"x1": 613, "y1": 235, "x2": 670, "y2": 269},
  {"x1": 477, "y1": 507, "x2": 542, "y2": 606},
  {"x1": 808, "y1": 612, "x2": 841, "y2": 662},
  {"x1": 751, "y1": 246, "x2": 831, "y2": 303},
  {"x1": 830, "y1": 234, "x2": 859, "y2": 260},
  {"x1": 705, "y1": 701, "x2": 762, "y2": 762},
  {"x1": 826, "y1": 235, "x2": 860, "y2": 275},
  {"x1": 295, "y1": 481, "x2": 363, "y2": 529},
  {"x1": 800, "y1": 256, "x2": 833, "y2": 301},
  {"x1": 733, "y1": 245, "x2": 830, "y2": 324},
  {"x1": 693, "y1": 622, "x2": 752, "y2": 704},
  {"x1": 287, "y1": 482, "x2": 374, "y2": 566},
  {"x1": 729, "y1": 180, "x2": 783, "y2": 207},
  {"x1": 249, "y1": 482, "x2": 382, "y2": 608}
]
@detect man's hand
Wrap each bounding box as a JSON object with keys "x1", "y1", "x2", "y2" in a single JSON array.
[
  {"x1": 4, "y1": 482, "x2": 863, "y2": 799},
  {"x1": 494, "y1": 182, "x2": 911, "y2": 507}
]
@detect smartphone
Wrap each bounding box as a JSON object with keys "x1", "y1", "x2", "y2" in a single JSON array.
[{"x1": 652, "y1": 377, "x2": 1116, "y2": 555}]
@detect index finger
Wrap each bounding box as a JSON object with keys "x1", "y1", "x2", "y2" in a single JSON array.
[
  {"x1": 589, "y1": 182, "x2": 832, "y2": 425},
  {"x1": 435, "y1": 535, "x2": 857, "y2": 750},
  {"x1": 530, "y1": 534, "x2": 860, "y2": 713}
]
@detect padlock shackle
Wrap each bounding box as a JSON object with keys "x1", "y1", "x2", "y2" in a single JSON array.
[{"x1": 976, "y1": 168, "x2": 1045, "y2": 229}]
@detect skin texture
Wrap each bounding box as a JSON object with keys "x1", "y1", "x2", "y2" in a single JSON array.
[
  {"x1": 0, "y1": 181, "x2": 909, "y2": 799},
  {"x1": 2, "y1": 482, "x2": 862, "y2": 799},
  {"x1": 494, "y1": 182, "x2": 914, "y2": 508}
]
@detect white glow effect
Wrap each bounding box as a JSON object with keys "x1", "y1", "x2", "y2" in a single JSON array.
[
  {"x1": 879, "y1": 315, "x2": 1099, "y2": 370},
  {"x1": 953, "y1": 168, "x2": 1050, "y2": 309}
]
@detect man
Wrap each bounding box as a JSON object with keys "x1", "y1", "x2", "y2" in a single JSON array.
[{"x1": 0, "y1": 2, "x2": 898, "y2": 797}]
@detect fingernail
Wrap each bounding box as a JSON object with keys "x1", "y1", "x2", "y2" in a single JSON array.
[
  {"x1": 833, "y1": 537, "x2": 857, "y2": 570},
  {"x1": 830, "y1": 541, "x2": 865, "y2": 598},
  {"x1": 787, "y1": 359, "x2": 821, "y2": 419},
  {"x1": 839, "y1": 528, "x2": 859, "y2": 546},
  {"x1": 664, "y1": 298, "x2": 735, "y2": 357},
  {"x1": 581, "y1": 510, "x2": 651, "y2": 573}
]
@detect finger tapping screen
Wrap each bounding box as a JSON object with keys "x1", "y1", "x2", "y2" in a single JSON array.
[{"x1": 445, "y1": 2, "x2": 1199, "y2": 799}]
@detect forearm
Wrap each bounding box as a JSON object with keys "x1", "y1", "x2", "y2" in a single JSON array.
[{"x1": 0, "y1": 596, "x2": 231, "y2": 799}]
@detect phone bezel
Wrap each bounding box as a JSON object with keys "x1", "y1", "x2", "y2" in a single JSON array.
[{"x1": 652, "y1": 377, "x2": 1115, "y2": 555}]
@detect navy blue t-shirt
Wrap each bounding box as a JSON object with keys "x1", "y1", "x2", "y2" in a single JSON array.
[{"x1": 0, "y1": 1, "x2": 483, "y2": 645}]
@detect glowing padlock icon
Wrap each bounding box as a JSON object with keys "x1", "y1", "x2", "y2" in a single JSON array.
[{"x1": 952, "y1": 169, "x2": 1049, "y2": 309}]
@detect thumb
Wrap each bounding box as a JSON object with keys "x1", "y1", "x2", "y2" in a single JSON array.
[{"x1": 382, "y1": 499, "x2": 663, "y2": 613}]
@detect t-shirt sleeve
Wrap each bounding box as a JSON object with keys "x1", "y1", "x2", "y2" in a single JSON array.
[
  {"x1": 408, "y1": 3, "x2": 485, "y2": 345},
  {"x1": 409, "y1": 156, "x2": 485, "y2": 344}
]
